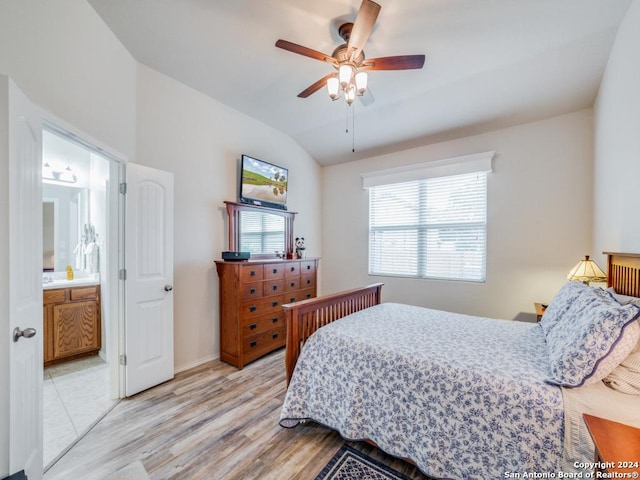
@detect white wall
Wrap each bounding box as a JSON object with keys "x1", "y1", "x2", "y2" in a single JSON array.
[
  {"x1": 593, "y1": 0, "x2": 640, "y2": 259},
  {"x1": 135, "y1": 64, "x2": 322, "y2": 372},
  {"x1": 322, "y1": 110, "x2": 594, "y2": 320},
  {"x1": 0, "y1": 0, "x2": 137, "y2": 160}
]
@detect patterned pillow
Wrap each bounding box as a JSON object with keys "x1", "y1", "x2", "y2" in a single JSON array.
[
  {"x1": 544, "y1": 286, "x2": 640, "y2": 387},
  {"x1": 540, "y1": 282, "x2": 589, "y2": 336}
]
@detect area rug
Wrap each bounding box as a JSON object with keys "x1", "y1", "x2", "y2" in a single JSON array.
[{"x1": 315, "y1": 444, "x2": 413, "y2": 480}]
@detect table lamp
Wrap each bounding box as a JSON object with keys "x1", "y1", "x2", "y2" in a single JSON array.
[{"x1": 567, "y1": 255, "x2": 607, "y2": 285}]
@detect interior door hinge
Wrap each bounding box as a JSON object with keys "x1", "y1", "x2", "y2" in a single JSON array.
[
  {"x1": 119, "y1": 268, "x2": 127, "y2": 281},
  {"x1": 120, "y1": 182, "x2": 127, "y2": 194},
  {"x1": 119, "y1": 354, "x2": 127, "y2": 366}
]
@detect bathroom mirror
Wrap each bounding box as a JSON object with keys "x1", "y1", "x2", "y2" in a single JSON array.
[
  {"x1": 43, "y1": 183, "x2": 89, "y2": 272},
  {"x1": 225, "y1": 201, "x2": 296, "y2": 259}
]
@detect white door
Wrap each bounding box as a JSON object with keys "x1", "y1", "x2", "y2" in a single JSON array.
[
  {"x1": 124, "y1": 163, "x2": 174, "y2": 396},
  {"x1": 7, "y1": 79, "x2": 43, "y2": 479}
]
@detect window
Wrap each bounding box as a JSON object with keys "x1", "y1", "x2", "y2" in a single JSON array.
[
  {"x1": 239, "y1": 210, "x2": 285, "y2": 255},
  {"x1": 367, "y1": 158, "x2": 490, "y2": 282}
]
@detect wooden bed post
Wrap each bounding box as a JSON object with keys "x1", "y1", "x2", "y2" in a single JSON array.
[{"x1": 282, "y1": 283, "x2": 383, "y2": 386}]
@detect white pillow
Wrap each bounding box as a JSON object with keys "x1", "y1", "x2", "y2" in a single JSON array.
[
  {"x1": 603, "y1": 324, "x2": 640, "y2": 395},
  {"x1": 606, "y1": 287, "x2": 640, "y2": 306}
]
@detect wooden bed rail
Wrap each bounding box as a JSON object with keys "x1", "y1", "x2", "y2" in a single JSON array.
[{"x1": 282, "y1": 283, "x2": 383, "y2": 385}]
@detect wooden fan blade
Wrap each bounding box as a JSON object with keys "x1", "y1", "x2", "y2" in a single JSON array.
[
  {"x1": 275, "y1": 39, "x2": 337, "y2": 66},
  {"x1": 298, "y1": 72, "x2": 335, "y2": 98},
  {"x1": 361, "y1": 55, "x2": 426, "y2": 71},
  {"x1": 347, "y1": 0, "x2": 381, "y2": 61}
]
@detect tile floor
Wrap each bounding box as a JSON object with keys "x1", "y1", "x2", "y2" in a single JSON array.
[{"x1": 43, "y1": 356, "x2": 117, "y2": 469}]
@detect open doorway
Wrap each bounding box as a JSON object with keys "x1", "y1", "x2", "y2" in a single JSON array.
[{"x1": 41, "y1": 128, "x2": 121, "y2": 469}]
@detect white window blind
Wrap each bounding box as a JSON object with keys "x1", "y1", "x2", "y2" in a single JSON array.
[
  {"x1": 240, "y1": 211, "x2": 285, "y2": 255},
  {"x1": 368, "y1": 171, "x2": 488, "y2": 281}
]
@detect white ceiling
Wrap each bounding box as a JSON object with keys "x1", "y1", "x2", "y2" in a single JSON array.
[{"x1": 87, "y1": 0, "x2": 632, "y2": 166}]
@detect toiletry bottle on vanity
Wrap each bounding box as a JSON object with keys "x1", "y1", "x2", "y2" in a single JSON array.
[{"x1": 66, "y1": 264, "x2": 74, "y2": 280}]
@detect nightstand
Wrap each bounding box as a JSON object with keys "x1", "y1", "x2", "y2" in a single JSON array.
[
  {"x1": 534, "y1": 302, "x2": 547, "y2": 322},
  {"x1": 583, "y1": 414, "x2": 640, "y2": 475}
]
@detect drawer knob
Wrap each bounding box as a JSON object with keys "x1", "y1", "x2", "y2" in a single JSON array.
[
  {"x1": 306, "y1": 279, "x2": 311, "y2": 285},
  {"x1": 290, "y1": 282, "x2": 295, "y2": 287},
  {"x1": 290, "y1": 267, "x2": 295, "y2": 272},
  {"x1": 250, "y1": 270, "x2": 256, "y2": 276},
  {"x1": 306, "y1": 293, "x2": 312, "y2": 298},
  {"x1": 250, "y1": 340, "x2": 257, "y2": 347},
  {"x1": 272, "y1": 285, "x2": 278, "y2": 291},
  {"x1": 250, "y1": 288, "x2": 256, "y2": 294},
  {"x1": 249, "y1": 305, "x2": 257, "y2": 313},
  {"x1": 306, "y1": 265, "x2": 311, "y2": 270},
  {"x1": 272, "y1": 333, "x2": 279, "y2": 339},
  {"x1": 272, "y1": 317, "x2": 278, "y2": 323},
  {"x1": 271, "y1": 301, "x2": 279, "y2": 307},
  {"x1": 272, "y1": 268, "x2": 278, "y2": 274},
  {"x1": 250, "y1": 323, "x2": 257, "y2": 330},
  {"x1": 290, "y1": 297, "x2": 295, "y2": 302}
]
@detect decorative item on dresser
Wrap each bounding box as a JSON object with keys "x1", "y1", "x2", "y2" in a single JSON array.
[{"x1": 215, "y1": 258, "x2": 319, "y2": 369}]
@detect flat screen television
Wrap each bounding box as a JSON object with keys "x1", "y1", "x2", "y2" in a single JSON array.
[{"x1": 239, "y1": 154, "x2": 288, "y2": 210}]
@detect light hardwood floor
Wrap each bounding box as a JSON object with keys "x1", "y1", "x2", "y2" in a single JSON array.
[{"x1": 44, "y1": 349, "x2": 431, "y2": 480}]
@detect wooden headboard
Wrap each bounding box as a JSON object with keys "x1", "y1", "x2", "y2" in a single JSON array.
[{"x1": 605, "y1": 252, "x2": 640, "y2": 297}]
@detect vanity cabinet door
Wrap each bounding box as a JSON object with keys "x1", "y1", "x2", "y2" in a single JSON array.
[{"x1": 52, "y1": 300, "x2": 100, "y2": 359}]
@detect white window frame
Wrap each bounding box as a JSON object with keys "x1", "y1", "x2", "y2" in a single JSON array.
[{"x1": 362, "y1": 151, "x2": 494, "y2": 282}]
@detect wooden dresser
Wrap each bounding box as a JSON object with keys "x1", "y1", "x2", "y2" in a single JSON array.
[{"x1": 215, "y1": 258, "x2": 318, "y2": 369}]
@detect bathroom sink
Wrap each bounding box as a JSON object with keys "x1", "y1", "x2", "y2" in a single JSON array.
[{"x1": 42, "y1": 273, "x2": 100, "y2": 289}]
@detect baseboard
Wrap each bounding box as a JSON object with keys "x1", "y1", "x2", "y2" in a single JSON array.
[{"x1": 174, "y1": 353, "x2": 219, "y2": 374}]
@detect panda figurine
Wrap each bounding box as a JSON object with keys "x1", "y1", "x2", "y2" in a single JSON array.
[{"x1": 295, "y1": 237, "x2": 306, "y2": 259}]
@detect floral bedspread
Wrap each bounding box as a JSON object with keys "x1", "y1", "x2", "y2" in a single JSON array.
[{"x1": 279, "y1": 303, "x2": 564, "y2": 480}]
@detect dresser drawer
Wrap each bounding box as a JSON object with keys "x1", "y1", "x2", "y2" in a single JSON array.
[
  {"x1": 301, "y1": 260, "x2": 316, "y2": 274},
  {"x1": 243, "y1": 326, "x2": 285, "y2": 364},
  {"x1": 264, "y1": 279, "x2": 284, "y2": 296},
  {"x1": 241, "y1": 265, "x2": 264, "y2": 282},
  {"x1": 284, "y1": 262, "x2": 300, "y2": 277},
  {"x1": 242, "y1": 282, "x2": 263, "y2": 300},
  {"x1": 242, "y1": 295, "x2": 285, "y2": 318},
  {"x1": 300, "y1": 273, "x2": 315, "y2": 289},
  {"x1": 264, "y1": 264, "x2": 285, "y2": 280},
  {"x1": 242, "y1": 312, "x2": 284, "y2": 337},
  {"x1": 285, "y1": 288, "x2": 315, "y2": 304},
  {"x1": 284, "y1": 277, "x2": 300, "y2": 292}
]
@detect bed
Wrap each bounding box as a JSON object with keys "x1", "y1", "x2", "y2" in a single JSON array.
[{"x1": 279, "y1": 252, "x2": 640, "y2": 479}]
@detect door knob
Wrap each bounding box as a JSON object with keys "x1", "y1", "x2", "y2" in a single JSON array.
[
  {"x1": 13, "y1": 327, "x2": 37, "y2": 343},
  {"x1": 164, "y1": 285, "x2": 173, "y2": 292}
]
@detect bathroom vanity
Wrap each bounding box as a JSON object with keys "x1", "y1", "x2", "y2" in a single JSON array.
[{"x1": 43, "y1": 283, "x2": 101, "y2": 366}]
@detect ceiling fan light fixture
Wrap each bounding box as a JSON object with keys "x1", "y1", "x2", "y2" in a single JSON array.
[
  {"x1": 339, "y1": 64, "x2": 354, "y2": 89},
  {"x1": 327, "y1": 76, "x2": 340, "y2": 100},
  {"x1": 345, "y1": 84, "x2": 356, "y2": 105},
  {"x1": 355, "y1": 71, "x2": 368, "y2": 95}
]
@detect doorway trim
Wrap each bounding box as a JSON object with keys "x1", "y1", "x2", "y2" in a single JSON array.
[{"x1": 42, "y1": 111, "x2": 127, "y2": 400}]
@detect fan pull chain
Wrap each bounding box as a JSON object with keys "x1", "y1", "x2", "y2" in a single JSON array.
[
  {"x1": 352, "y1": 102, "x2": 356, "y2": 153},
  {"x1": 345, "y1": 104, "x2": 349, "y2": 134},
  {"x1": 344, "y1": 103, "x2": 357, "y2": 152}
]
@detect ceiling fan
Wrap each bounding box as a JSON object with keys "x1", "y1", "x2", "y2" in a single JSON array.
[{"x1": 275, "y1": 0, "x2": 425, "y2": 105}]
